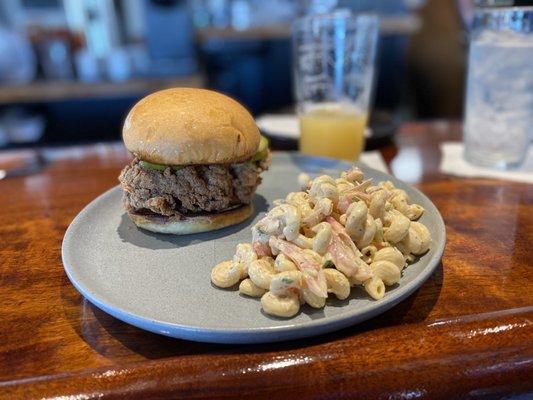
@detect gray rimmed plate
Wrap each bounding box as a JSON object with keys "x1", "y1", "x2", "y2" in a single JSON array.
[{"x1": 62, "y1": 153, "x2": 445, "y2": 344}]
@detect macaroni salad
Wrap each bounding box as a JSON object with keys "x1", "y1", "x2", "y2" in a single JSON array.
[{"x1": 211, "y1": 166, "x2": 431, "y2": 318}]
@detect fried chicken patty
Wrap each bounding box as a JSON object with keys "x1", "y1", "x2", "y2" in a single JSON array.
[{"x1": 119, "y1": 152, "x2": 271, "y2": 218}]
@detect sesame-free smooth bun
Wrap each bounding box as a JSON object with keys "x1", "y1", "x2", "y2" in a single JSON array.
[
  {"x1": 128, "y1": 204, "x2": 253, "y2": 235},
  {"x1": 123, "y1": 88, "x2": 260, "y2": 165}
]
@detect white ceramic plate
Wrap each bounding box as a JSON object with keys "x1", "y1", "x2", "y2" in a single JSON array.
[{"x1": 62, "y1": 153, "x2": 445, "y2": 344}]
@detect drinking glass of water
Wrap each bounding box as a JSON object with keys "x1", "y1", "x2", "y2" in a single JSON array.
[
  {"x1": 292, "y1": 10, "x2": 379, "y2": 161},
  {"x1": 463, "y1": 1, "x2": 533, "y2": 169}
]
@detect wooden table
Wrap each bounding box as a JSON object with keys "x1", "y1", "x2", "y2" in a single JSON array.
[{"x1": 0, "y1": 122, "x2": 531, "y2": 399}]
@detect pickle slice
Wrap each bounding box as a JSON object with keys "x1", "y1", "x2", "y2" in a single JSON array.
[
  {"x1": 139, "y1": 160, "x2": 167, "y2": 171},
  {"x1": 140, "y1": 136, "x2": 269, "y2": 170},
  {"x1": 251, "y1": 135, "x2": 269, "y2": 162},
  {"x1": 140, "y1": 160, "x2": 183, "y2": 172}
]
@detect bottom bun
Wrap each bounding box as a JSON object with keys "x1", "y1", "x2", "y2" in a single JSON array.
[{"x1": 128, "y1": 204, "x2": 253, "y2": 235}]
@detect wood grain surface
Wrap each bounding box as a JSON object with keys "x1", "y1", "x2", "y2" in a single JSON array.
[{"x1": 0, "y1": 122, "x2": 531, "y2": 399}]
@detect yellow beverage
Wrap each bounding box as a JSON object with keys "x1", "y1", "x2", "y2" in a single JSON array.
[{"x1": 299, "y1": 105, "x2": 367, "y2": 161}]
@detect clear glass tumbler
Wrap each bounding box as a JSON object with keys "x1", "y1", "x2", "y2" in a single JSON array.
[
  {"x1": 292, "y1": 10, "x2": 379, "y2": 161},
  {"x1": 463, "y1": 2, "x2": 533, "y2": 169}
]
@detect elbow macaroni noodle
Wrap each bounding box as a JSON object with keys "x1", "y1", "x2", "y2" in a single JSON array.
[{"x1": 211, "y1": 167, "x2": 432, "y2": 318}]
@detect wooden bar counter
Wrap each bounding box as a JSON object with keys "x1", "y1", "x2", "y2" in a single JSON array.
[{"x1": 0, "y1": 122, "x2": 531, "y2": 399}]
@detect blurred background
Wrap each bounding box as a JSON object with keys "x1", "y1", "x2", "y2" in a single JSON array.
[{"x1": 0, "y1": 0, "x2": 469, "y2": 149}]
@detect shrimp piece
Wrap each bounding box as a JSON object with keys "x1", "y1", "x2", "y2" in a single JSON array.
[
  {"x1": 337, "y1": 179, "x2": 373, "y2": 213},
  {"x1": 269, "y1": 237, "x2": 328, "y2": 298},
  {"x1": 252, "y1": 226, "x2": 272, "y2": 257},
  {"x1": 325, "y1": 217, "x2": 373, "y2": 282},
  {"x1": 253, "y1": 241, "x2": 271, "y2": 257}
]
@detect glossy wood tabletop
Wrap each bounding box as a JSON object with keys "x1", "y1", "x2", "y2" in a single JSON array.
[{"x1": 0, "y1": 122, "x2": 531, "y2": 399}]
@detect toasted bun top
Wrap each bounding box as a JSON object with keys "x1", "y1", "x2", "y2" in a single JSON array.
[{"x1": 123, "y1": 88, "x2": 260, "y2": 165}]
